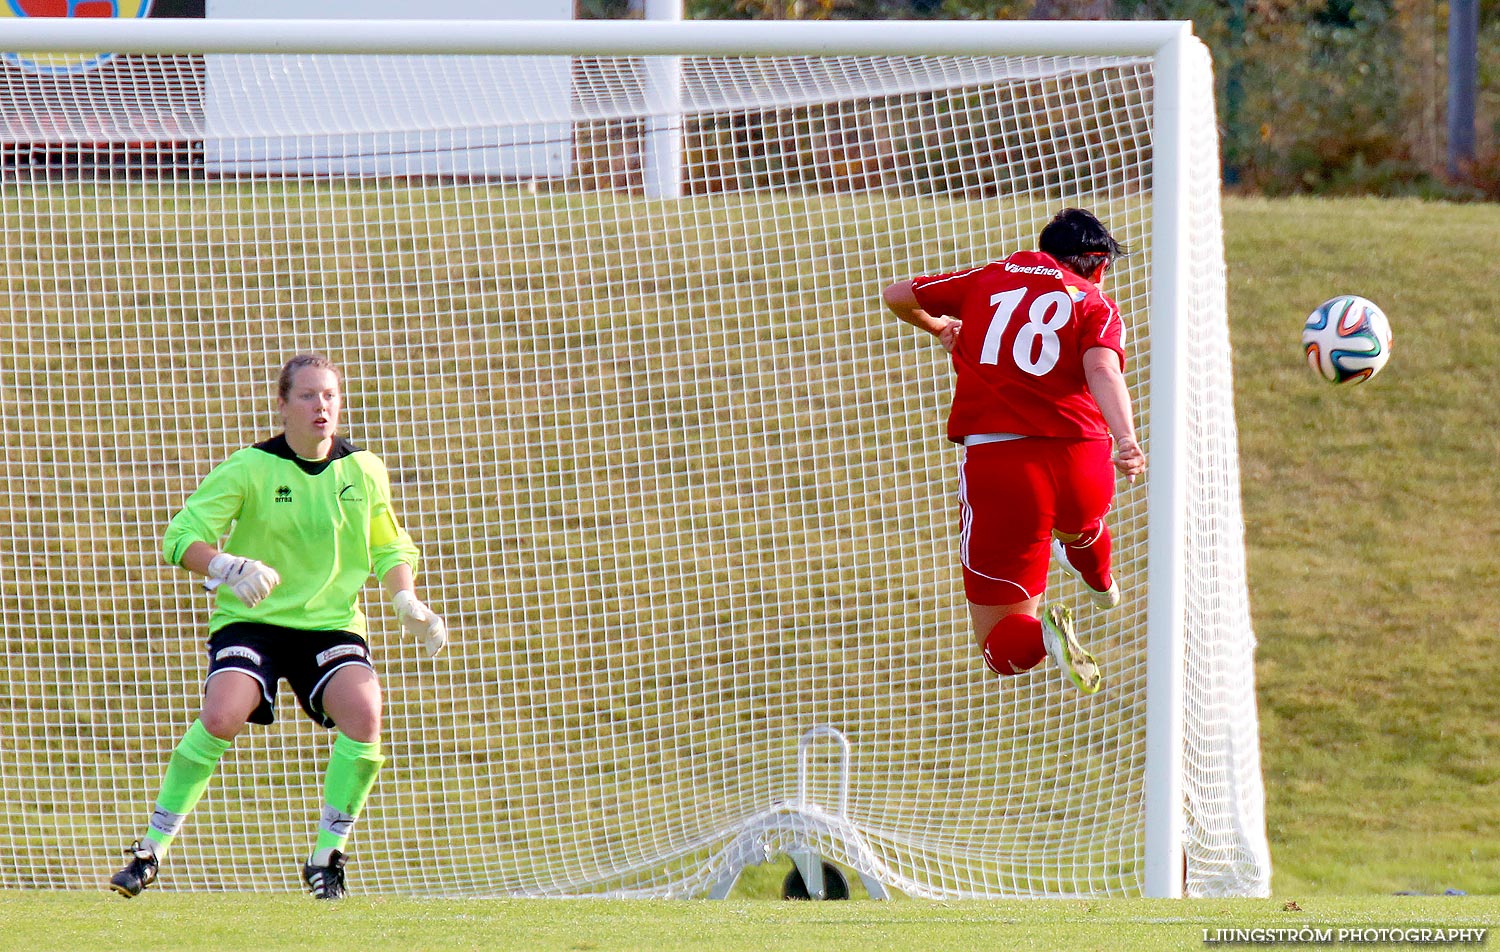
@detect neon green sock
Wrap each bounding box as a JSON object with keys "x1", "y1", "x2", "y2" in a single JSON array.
[
  {"x1": 142, "y1": 719, "x2": 231, "y2": 857},
  {"x1": 312, "y1": 733, "x2": 385, "y2": 863}
]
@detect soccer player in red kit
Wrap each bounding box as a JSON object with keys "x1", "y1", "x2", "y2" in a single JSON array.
[{"x1": 882, "y1": 208, "x2": 1146, "y2": 693}]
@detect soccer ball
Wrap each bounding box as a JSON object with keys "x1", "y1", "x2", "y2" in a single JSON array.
[{"x1": 1301, "y1": 295, "x2": 1393, "y2": 384}]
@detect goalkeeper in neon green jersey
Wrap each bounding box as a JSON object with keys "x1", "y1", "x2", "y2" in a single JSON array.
[{"x1": 109, "y1": 353, "x2": 447, "y2": 901}]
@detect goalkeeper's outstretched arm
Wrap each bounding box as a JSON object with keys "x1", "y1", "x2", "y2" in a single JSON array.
[
  {"x1": 177, "y1": 540, "x2": 219, "y2": 577},
  {"x1": 178, "y1": 540, "x2": 281, "y2": 608},
  {"x1": 383, "y1": 563, "x2": 447, "y2": 658}
]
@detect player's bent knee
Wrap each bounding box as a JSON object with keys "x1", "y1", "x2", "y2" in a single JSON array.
[
  {"x1": 198, "y1": 709, "x2": 250, "y2": 741},
  {"x1": 981, "y1": 613, "x2": 1047, "y2": 676},
  {"x1": 199, "y1": 670, "x2": 261, "y2": 739},
  {"x1": 325, "y1": 699, "x2": 381, "y2": 742},
  {"x1": 320, "y1": 671, "x2": 382, "y2": 741}
]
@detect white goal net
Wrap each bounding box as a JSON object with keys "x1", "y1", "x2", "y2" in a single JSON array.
[{"x1": 0, "y1": 19, "x2": 1269, "y2": 899}]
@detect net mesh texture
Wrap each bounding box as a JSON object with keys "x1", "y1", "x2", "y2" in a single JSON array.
[{"x1": 0, "y1": 40, "x2": 1268, "y2": 898}]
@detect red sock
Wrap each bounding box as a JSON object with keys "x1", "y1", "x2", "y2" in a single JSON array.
[
  {"x1": 1063, "y1": 523, "x2": 1114, "y2": 592},
  {"x1": 982, "y1": 613, "x2": 1046, "y2": 675}
]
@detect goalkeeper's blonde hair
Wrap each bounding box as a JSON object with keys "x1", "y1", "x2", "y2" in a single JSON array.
[{"x1": 277, "y1": 353, "x2": 341, "y2": 401}]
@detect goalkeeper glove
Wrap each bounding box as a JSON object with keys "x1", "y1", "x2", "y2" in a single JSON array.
[
  {"x1": 393, "y1": 590, "x2": 447, "y2": 658},
  {"x1": 206, "y1": 553, "x2": 281, "y2": 608}
]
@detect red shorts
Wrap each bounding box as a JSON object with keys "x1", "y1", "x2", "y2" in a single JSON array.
[{"x1": 957, "y1": 436, "x2": 1115, "y2": 605}]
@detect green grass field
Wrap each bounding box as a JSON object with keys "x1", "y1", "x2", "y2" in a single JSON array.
[
  {"x1": 2, "y1": 893, "x2": 1496, "y2": 951},
  {"x1": 4, "y1": 195, "x2": 1499, "y2": 947},
  {"x1": 1226, "y1": 197, "x2": 1500, "y2": 897}
]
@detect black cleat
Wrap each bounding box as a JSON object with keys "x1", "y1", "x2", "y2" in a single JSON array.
[
  {"x1": 108, "y1": 840, "x2": 159, "y2": 898},
  {"x1": 301, "y1": 850, "x2": 348, "y2": 899}
]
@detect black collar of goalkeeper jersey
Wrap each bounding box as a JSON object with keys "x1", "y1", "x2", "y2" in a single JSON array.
[{"x1": 253, "y1": 434, "x2": 361, "y2": 476}]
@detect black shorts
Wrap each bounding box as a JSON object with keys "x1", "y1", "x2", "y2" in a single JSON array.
[{"x1": 205, "y1": 622, "x2": 375, "y2": 729}]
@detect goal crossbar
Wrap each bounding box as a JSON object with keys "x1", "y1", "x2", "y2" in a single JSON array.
[{"x1": 0, "y1": 17, "x2": 1189, "y2": 58}]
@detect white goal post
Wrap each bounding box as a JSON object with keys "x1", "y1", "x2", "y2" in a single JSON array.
[{"x1": 0, "y1": 17, "x2": 1270, "y2": 899}]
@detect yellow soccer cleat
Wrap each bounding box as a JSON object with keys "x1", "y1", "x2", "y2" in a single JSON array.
[{"x1": 1041, "y1": 603, "x2": 1103, "y2": 695}]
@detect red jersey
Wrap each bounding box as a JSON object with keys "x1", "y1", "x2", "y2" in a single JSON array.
[{"x1": 911, "y1": 250, "x2": 1126, "y2": 443}]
